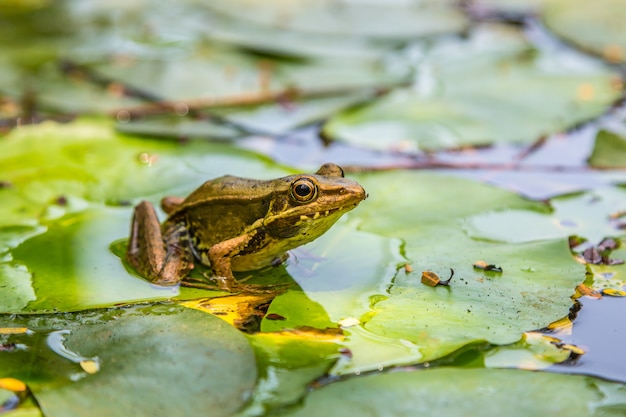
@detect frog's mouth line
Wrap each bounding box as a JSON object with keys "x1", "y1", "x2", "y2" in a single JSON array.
[{"x1": 297, "y1": 202, "x2": 360, "y2": 221}]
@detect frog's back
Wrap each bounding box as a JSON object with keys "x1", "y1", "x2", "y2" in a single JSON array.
[{"x1": 168, "y1": 176, "x2": 278, "y2": 248}]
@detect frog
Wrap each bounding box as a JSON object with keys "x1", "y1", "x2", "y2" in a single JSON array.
[{"x1": 126, "y1": 163, "x2": 366, "y2": 292}]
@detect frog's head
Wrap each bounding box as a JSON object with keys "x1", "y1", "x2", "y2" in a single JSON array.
[{"x1": 266, "y1": 163, "x2": 366, "y2": 242}]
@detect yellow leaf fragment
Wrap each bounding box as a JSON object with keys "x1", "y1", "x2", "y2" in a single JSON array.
[
  {"x1": 524, "y1": 331, "x2": 559, "y2": 345},
  {"x1": 255, "y1": 327, "x2": 343, "y2": 344},
  {"x1": 80, "y1": 359, "x2": 100, "y2": 374},
  {"x1": 602, "y1": 288, "x2": 626, "y2": 297},
  {"x1": 0, "y1": 327, "x2": 29, "y2": 335},
  {"x1": 182, "y1": 293, "x2": 275, "y2": 329},
  {"x1": 0, "y1": 378, "x2": 27, "y2": 392},
  {"x1": 574, "y1": 283, "x2": 602, "y2": 299},
  {"x1": 546, "y1": 316, "x2": 573, "y2": 335},
  {"x1": 421, "y1": 271, "x2": 440, "y2": 287},
  {"x1": 560, "y1": 344, "x2": 585, "y2": 356}
]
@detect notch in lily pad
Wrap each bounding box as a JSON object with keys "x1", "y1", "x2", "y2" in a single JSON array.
[{"x1": 421, "y1": 268, "x2": 454, "y2": 287}]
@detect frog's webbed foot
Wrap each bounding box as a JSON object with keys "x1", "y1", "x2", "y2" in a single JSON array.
[{"x1": 126, "y1": 201, "x2": 194, "y2": 286}]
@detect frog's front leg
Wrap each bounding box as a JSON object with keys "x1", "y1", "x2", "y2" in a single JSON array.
[
  {"x1": 207, "y1": 233, "x2": 256, "y2": 291},
  {"x1": 126, "y1": 201, "x2": 194, "y2": 286}
]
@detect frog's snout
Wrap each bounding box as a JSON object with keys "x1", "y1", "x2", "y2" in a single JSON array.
[{"x1": 352, "y1": 185, "x2": 367, "y2": 205}]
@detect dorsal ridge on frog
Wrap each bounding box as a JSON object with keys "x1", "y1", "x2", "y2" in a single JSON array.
[{"x1": 126, "y1": 163, "x2": 366, "y2": 292}]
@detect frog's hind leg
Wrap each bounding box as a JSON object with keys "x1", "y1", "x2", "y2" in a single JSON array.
[{"x1": 126, "y1": 201, "x2": 194, "y2": 286}]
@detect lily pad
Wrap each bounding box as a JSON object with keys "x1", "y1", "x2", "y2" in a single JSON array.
[
  {"x1": 543, "y1": 0, "x2": 626, "y2": 63},
  {"x1": 204, "y1": 0, "x2": 468, "y2": 40},
  {"x1": 357, "y1": 239, "x2": 580, "y2": 370},
  {"x1": 0, "y1": 305, "x2": 257, "y2": 417},
  {"x1": 324, "y1": 24, "x2": 621, "y2": 152},
  {"x1": 589, "y1": 130, "x2": 626, "y2": 168},
  {"x1": 465, "y1": 187, "x2": 626, "y2": 245},
  {"x1": 92, "y1": 45, "x2": 405, "y2": 104},
  {"x1": 200, "y1": 14, "x2": 398, "y2": 60},
  {"x1": 279, "y1": 368, "x2": 626, "y2": 417}
]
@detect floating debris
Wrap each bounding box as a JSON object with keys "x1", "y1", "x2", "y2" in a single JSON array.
[
  {"x1": 421, "y1": 269, "x2": 454, "y2": 287},
  {"x1": 473, "y1": 261, "x2": 503, "y2": 273}
]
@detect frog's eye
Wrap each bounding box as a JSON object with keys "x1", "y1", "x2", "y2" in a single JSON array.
[{"x1": 290, "y1": 178, "x2": 318, "y2": 203}]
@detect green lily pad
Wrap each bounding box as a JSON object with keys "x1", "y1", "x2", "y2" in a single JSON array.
[
  {"x1": 92, "y1": 45, "x2": 405, "y2": 104},
  {"x1": 0, "y1": 305, "x2": 257, "y2": 417},
  {"x1": 357, "y1": 239, "x2": 579, "y2": 370},
  {"x1": 278, "y1": 368, "x2": 626, "y2": 417},
  {"x1": 589, "y1": 130, "x2": 626, "y2": 168},
  {"x1": 205, "y1": 0, "x2": 467, "y2": 40},
  {"x1": 120, "y1": 92, "x2": 378, "y2": 140},
  {"x1": 324, "y1": 24, "x2": 621, "y2": 152},
  {"x1": 201, "y1": 14, "x2": 398, "y2": 59},
  {"x1": 543, "y1": 0, "x2": 626, "y2": 63},
  {"x1": 216, "y1": 93, "x2": 377, "y2": 136},
  {"x1": 115, "y1": 116, "x2": 243, "y2": 141},
  {"x1": 465, "y1": 187, "x2": 626, "y2": 245}
]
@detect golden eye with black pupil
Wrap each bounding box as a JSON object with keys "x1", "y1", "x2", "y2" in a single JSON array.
[{"x1": 290, "y1": 178, "x2": 317, "y2": 202}]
